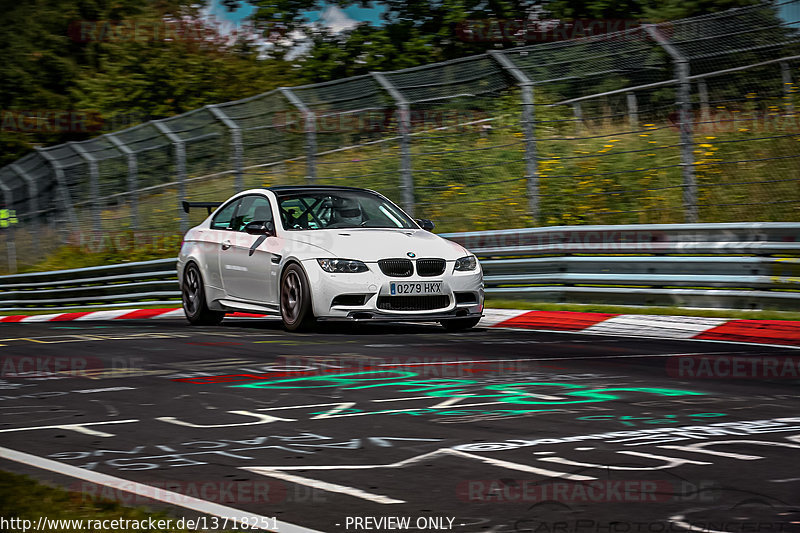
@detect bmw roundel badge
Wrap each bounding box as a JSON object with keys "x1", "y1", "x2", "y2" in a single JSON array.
[{"x1": 407, "y1": 252, "x2": 416, "y2": 258}]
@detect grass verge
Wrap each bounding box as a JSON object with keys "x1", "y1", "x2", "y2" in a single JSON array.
[{"x1": 0, "y1": 470, "x2": 228, "y2": 532}]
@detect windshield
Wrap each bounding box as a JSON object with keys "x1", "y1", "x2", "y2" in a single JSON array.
[{"x1": 276, "y1": 190, "x2": 417, "y2": 230}]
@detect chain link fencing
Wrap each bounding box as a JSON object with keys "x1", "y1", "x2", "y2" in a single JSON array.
[{"x1": 0, "y1": 1, "x2": 798, "y2": 273}]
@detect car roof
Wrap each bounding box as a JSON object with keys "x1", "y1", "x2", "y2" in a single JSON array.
[{"x1": 268, "y1": 185, "x2": 377, "y2": 194}]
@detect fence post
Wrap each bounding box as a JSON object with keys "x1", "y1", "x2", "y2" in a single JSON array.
[
  {"x1": 280, "y1": 88, "x2": 316, "y2": 184},
  {"x1": 10, "y1": 163, "x2": 38, "y2": 235},
  {"x1": 36, "y1": 148, "x2": 79, "y2": 233},
  {"x1": 645, "y1": 24, "x2": 698, "y2": 223},
  {"x1": 781, "y1": 61, "x2": 795, "y2": 116},
  {"x1": 153, "y1": 121, "x2": 188, "y2": 232},
  {"x1": 207, "y1": 104, "x2": 244, "y2": 192},
  {"x1": 0, "y1": 178, "x2": 17, "y2": 273},
  {"x1": 106, "y1": 133, "x2": 139, "y2": 231},
  {"x1": 488, "y1": 51, "x2": 539, "y2": 223},
  {"x1": 70, "y1": 142, "x2": 102, "y2": 233},
  {"x1": 371, "y1": 72, "x2": 414, "y2": 216},
  {"x1": 626, "y1": 91, "x2": 638, "y2": 129}
]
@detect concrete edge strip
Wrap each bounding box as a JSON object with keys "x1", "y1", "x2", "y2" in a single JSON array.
[
  {"x1": 0, "y1": 308, "x2": 798, "y2": 347},
  {"x1": 0, "y1": 445, "x2": 322, "y2": 533}
]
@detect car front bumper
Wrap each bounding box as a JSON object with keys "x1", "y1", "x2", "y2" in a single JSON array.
[{"x1": 302, "y1": 258, "x2": 484, "y2": 321}]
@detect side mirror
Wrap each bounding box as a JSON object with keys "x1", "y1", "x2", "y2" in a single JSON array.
[
  {"x1": 416, "y1": 219, "x2": 435, "y2": 232},
  {"x1": 244, "y1": 220, "x2": 275, "y2": 236}
]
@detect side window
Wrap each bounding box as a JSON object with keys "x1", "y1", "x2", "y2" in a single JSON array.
[
  {"x1": 231, "y1": 196, "x2": 273, "y2": 232},
  {"x1": 210, "y1": 200, "x2": 239, "y2": 230}
]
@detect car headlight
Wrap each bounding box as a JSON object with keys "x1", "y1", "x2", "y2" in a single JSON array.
[
  {"x1": 317, "y1": 258, "x2": 369, "y2": 273},
  {"x1": 454, "y1": 255, "x2": 477, "y2": 271}
]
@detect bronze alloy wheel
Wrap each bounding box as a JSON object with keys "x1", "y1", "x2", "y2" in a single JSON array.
[
  {"x1": 182, "y1": 263, "x2": 224, "y2": 326},
  {"x1": 280, "y1": 263, "x2": 314, "y2": 331}
]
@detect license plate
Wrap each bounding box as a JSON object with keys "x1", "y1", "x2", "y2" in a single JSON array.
[{"x1": 390, "y1": 281, "x2": 442, "y2": 295}]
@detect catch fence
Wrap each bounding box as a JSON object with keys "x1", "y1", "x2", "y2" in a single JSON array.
[{"x1": 0, "y1": 2, "x2": 799, "y2": 273}]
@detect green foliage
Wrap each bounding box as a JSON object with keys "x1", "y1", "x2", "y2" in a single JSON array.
[
  {"x1": 71, "y1": 39, "x2": 297, "y2": 123},
  {"x1": 0, "y1": 0, "x2": 299, "y2": 166},
  {"x1": 544, "y1": 0, "x2": 760, "y2": 21},
  {"x1": 0, "y1": 469, "x2": 235, "y2": 531}
]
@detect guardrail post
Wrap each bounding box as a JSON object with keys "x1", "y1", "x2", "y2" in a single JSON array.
[
  {"x1": 153, "y1": 121, "x2": 188, "y2": 232},
  {"x1": 10, "y1": 163, "x2": 38, "y2": 235},
  {"x1": 781, "y1": 61, "x2": 795, "y2": 115},
  {"x1": 36, "y1": 148, "x2": 79, "y2": 233},
  {"x1": 626, "y1": 91, "x2": 638, "y2": 129},
  {"x1": 106, "y1": 133, "x2": 139, "y2": 230},
  {"x1": 70, "y1": 142, "x2": 102, "y2": 233},
  {"x1": 0, "y1": 178, "x2": 17, "y2": 273},
  {"x1": 488, "y1": 51, "x2": 539, "y2": 223},
  {"x1": 207, "y1": 104, "x2": 244, "y2": 192},
  {"x1": 280, "y1": 88, "x2": 316, "y2": 184},
  {"x1": 645, "y1": 24, "x2": 698, "y2": 223},
  {"x1": 371, "y1": 72, "x2": 414, "y2": 216}
]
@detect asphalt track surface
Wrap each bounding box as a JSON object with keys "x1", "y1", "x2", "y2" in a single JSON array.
[{"x1": 1, "y1": 318, "x2": 799, "y2": 533}]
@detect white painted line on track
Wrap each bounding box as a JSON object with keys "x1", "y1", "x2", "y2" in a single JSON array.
[
  {"x1": 244, "y1": 448, "x2": 595, "y2": 506},
  {"x1": 251, "y1": 470, "x2": 405, "y2": 505},
  {"x1": 0, "y1": 446, "x2": 322, "y2": 533},
  {"x1": 669, "y1": 514, "x2": 729, "y2": 533}
]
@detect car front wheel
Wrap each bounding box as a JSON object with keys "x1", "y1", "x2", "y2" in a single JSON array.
[
  {"x1": 280, "y1": 263, "x2": 315, "y2": 331},
  {"x1": 182, "y1": 263, "x2": 224, "y2": 326}
]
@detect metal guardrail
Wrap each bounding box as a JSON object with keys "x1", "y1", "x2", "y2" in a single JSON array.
[
  {"x1": 442, "y1": 222, "x2": 800, "y2": 310},
  {"x1": 0, "y1": 223, "x2": 798, "y2": 313},
  {"x1": 0, "y1": 258, "x2": 179, "y2": 311}
]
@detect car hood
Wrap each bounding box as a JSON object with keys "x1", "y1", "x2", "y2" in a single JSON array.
[{"x1": 286, "y1": 228, "x2": 468, "y2": 262}]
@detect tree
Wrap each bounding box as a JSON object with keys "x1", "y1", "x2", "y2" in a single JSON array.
[{"x1": 0, "y1": 0, "x2": 298, "y2": 166}]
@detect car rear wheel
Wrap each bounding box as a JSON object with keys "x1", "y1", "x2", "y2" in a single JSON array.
[
  {"x1": 441, "y1": 317, "x2": 481, "y2": 331},
  {"x1": 182, "y1": 263, "x2": 224, "y2": 326},
  {"x1": 280, "y1": 263, "x2": 315, "y2": 331}
]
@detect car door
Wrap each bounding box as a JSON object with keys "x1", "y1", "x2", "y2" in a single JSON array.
[
  {"x1": 218, "y1": 194, "x2": 281, "y2": 305},
  {"x1": 204, "y1": 198, "x2": 241, "y2": 289}
]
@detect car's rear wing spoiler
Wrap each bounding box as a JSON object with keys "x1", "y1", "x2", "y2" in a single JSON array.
[{"x1": 182, "y1": 201, "x2": 223, "y2": 214}]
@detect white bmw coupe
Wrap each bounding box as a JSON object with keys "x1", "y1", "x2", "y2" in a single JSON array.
[{"x1": 178, "y1": 186, "x2": 484, "y2": 331}]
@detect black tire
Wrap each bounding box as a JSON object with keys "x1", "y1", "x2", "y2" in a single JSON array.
[
  {"x1": 441, "y1": 317, "x2": 481, "y2": 331},
  {"x1": 280, "y1": 263, "x2": 315, "y2": 332},
  {"x1": 182, "y1": 263, "x2": 225, "y2": 326}
]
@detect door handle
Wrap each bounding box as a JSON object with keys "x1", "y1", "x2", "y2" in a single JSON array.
[{"x1": 221, "y1": 240, "x2": 232, "y2": 250}]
